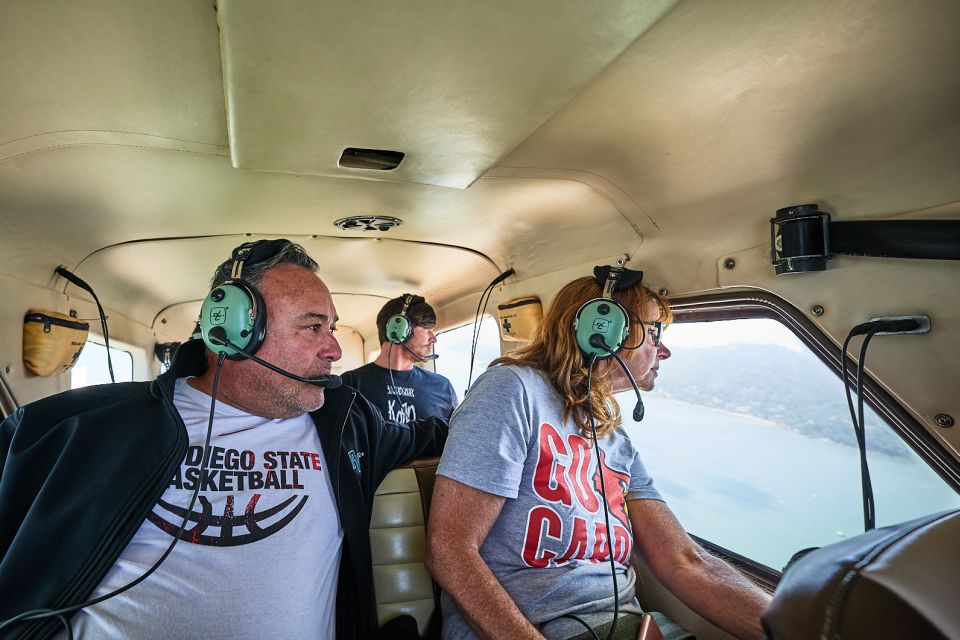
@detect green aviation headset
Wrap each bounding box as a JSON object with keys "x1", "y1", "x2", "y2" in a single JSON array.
[
  {"x1": 198, "y1": 240, "x2": 286, "y2": 359},
  {"x1": 385, "y1": 293, "x2": 422, "y2": 345},
  {"x1": 573, "y1": 264, "x2": 646, "y2": 359}
]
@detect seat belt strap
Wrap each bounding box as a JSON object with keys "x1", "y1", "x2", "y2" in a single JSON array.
[
  {"x1": 770, "y1": 204, "x2": 960, "y2": 274},
  {"x1": 830, "y1": 220, "x2": 960, "y2": 260}
]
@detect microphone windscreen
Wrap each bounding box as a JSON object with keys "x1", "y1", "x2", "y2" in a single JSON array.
[
  {"x1": 318, "y1": 374, "x2": 342, "y2": 389},
  {"x1": 633, "y1": 401, "x2": 645, "y2": 422}
]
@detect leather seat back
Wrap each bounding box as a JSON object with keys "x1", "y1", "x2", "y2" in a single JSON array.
[
  {"x1": 370, "y1": 457, "x2": 440, "y2": 637},
  {"x1": 763, "y1": 509, "x2": 960, "y2": 640}
]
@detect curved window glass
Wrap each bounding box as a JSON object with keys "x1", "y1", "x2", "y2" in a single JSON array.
[
  {"x1": 617, "y1": 314, "x2": 960, "y2": 571},
  {"x1": 434, "y1": 315, "x2": 501, "y2": 400},
  {"x1": 70, "y1": 338, "x2": 134, "y2": 388}
]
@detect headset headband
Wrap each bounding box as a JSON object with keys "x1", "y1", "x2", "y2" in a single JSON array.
[
  {"x1": 400, "y1": 293, "x2": 413, "y2": 316},
  {"x1": 229, "y1": 245, "x2": 252, "y2": 280},
  {"x1": 224, "y1": 239, "x2": 292, "y2": 283},
  {"x1": 601, "y1": 267, "x2": 621, "y2": 299},
  {"x1": 593, "y1": 264, "x2": 644, "y2": 295}
]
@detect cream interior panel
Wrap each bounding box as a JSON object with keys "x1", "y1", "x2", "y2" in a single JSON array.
[
  {"x1": 217, "y1": 0, "x2": 678, "y2": 188},
  {"x1": 52, "y1": 235, "x2": 496, "y2": 328},
  {"x1": 0, "y1": 148, "x2": 640, "y2": 308},
  {"x1": 0, "y1": 274, "x2": 159, "y2": 405},
  {"x1": 499, "y1": 0, "x2": 960, "y2": 290},
  {"x1": 330, "y1": 326, "x2": 364, "y2": 376},
  {"x1": 0, "y1": 0, "x2": 227, "y2": 156}
]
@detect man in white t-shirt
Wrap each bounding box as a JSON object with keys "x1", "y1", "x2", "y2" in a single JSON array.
[{"x1": 0, "y1": 239, "x2": 448, "y2": 640}]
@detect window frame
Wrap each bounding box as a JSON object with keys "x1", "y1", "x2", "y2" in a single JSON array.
[
  {"x1": 656, "y1": 291, "x2": 960, "y2": 587},
  {"x1": 70, "y1": 335, "x2": 138, "y2": 388},
  {"x1": 0, "y1": 369, "x2": 18, "y2": 418},
  {"x1": 667, "y1": 291, "x2": 960, "y2": 493}
]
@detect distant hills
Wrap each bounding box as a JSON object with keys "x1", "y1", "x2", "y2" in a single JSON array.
[{"x1": 651, "y1": 344, "x2": 910, "y2": 458}]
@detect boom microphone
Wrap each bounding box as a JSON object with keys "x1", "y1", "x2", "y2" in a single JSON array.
[
  {"x1": 589, "y1": 334, "x2": 644, "y2": 421},
  {"x1": 207, "y1": 327, "x2": 342, "y2": 389},
  {"x1": 403, "y1": 343, "x2": 438, "y2": 361}
]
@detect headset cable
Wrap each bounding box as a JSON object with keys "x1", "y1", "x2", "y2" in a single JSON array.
[{"x1": 0, "y1": 353, "x2": 227, "y2": 636}]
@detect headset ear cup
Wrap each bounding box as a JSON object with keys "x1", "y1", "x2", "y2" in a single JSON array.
[
  {"x1": 385, "y1": 313, "x2": 412, "y2": 345},
  {"x1": 244, "y1": 281, "x2": 267, "y2": 355},
  {"x1": 573, "y1": 298, "x2": 629, "y2": 359},
  {"x1": 199, "y1": 280, "x2": 267, "y2": 359}
]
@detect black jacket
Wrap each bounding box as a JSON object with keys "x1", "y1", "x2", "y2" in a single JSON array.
[{"x1": 0, "y1": 340, "x2": 447, "y2": 640}]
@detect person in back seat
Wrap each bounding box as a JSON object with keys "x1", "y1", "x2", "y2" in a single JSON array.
[
  {"x1": 342, "y1": 294, "x2": 458, "y2": 423},
  {"x1": 0, "y1": 239, "x2": 447, "y2": 640},
  {"x1": 427, "y1": 268, "x2": 769, "y2": 639}
]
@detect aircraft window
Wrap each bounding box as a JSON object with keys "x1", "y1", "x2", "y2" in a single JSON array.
[
  {"x1": 70, "y1": 338, "x2": 134, "y2": 389},
  {"x1": 434, "y1": 315, "x2": 501, "y2": 400},
  {"x1": 0, "y1": 370, "x2": 17, "y2": 418},
  {"x1": 618, "y1": 317, "x2": 960, "y2": 572}
]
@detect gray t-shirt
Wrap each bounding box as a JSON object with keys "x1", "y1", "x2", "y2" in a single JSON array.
[{"x1": 437, "y1": 365, "x2": 663, "y2": 639}]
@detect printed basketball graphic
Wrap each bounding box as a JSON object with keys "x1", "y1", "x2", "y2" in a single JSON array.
[{"x1": 148, "y1": 494, "x2": 308, "y2": 546}]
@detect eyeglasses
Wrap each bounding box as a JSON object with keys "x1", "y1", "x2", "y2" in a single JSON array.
[
  {"x1": 645, "y1": 321, "x2": 664, "y2": 347},
  {"x1": 622, "y1": 317, "x2": 666, "y2": 349}
]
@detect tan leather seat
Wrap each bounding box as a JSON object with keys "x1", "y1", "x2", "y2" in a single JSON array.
[
  {"x1": 763, "y1": 508, "x2": 960, "y2": 640},
  {"x1": 370, "y1": 457, "x2": 440, "y2": 637}
]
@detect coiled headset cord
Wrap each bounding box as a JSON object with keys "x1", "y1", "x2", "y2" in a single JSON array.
[{"x1": 0, "y1": 352, "x2": 228, "y2": 638}]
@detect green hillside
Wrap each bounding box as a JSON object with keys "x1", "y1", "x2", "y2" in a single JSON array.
[{"x1": 651, "y1": 344, "x2": 910, "y2": 458}]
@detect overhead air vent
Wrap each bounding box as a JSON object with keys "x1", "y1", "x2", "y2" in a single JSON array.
[
  {"x1": 334, "y1": 215, "x2": 403, "y2": 232},
  {"x1": 338, "y1": 148, "x2": 405, "y2": 171}
]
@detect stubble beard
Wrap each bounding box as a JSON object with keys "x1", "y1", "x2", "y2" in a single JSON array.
[
  {"x1": 236, "y1": 365, "x2": 326, "y2": 418},
  {"x1": 270, "y1": 381, "x2": 325, "y2": 417}
]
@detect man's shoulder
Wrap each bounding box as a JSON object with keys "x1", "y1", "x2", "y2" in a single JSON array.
[
  {"x1": 313, "y1": 384, "x2": 379, "y2": 426},
  {"x1": 2, "y1": 381, "x2": 167, "y2": 451},
  {"x1": 21, "y1": 381, "x2": 155, "y2": 417},
  {"x1": 413, "y1": 365, "x2": 453, "y2": 386},
  {"x1": 341, "y1": 362, "x2": 384, "y2": 382}
]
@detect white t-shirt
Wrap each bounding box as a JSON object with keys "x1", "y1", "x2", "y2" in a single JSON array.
[{"x1": 61, "y1": 378, "x2": 343, "y2": 640}]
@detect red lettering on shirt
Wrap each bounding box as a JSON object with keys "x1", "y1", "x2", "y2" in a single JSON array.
[
  {"x1": 591, "y1": 521, "x2": 610, "y2": 562},
  {"x1": 555, "y1": 516, "x2": 589, "y2": 563},
  {"x1": 523, "y1": 426, "x2": 636, "y2": 568},
  {"x1": 613, "y1": 524, "x2": 632, "y2": 565},
  {"x1": 566, "y1": 435, "x2": 600, "y2": 513},
  {"x1": 533, "y1": 423, "x2": 572, "y2": 506},
  {"x1": 522, "y1": 505, "x2": 563, "y2": 568}
]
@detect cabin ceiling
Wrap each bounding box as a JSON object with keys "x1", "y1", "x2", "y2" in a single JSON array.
[
  {"x1": 0, "y1": 0, "x2": 958, "y2": 341},
  {"x1": 217, "y1": 1, "x2": 676, "y2": 188}
]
